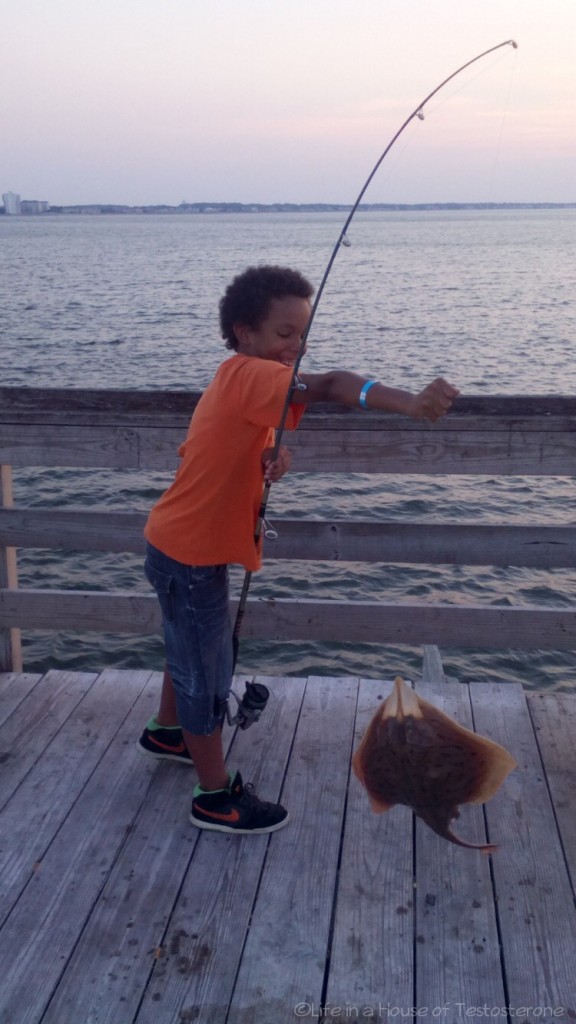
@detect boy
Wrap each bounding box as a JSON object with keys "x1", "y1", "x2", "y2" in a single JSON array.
[{"x1": 137, "y1": 265, "x2": 458, "y2": 835}]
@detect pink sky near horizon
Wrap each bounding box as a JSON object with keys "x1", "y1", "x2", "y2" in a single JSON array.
[{"x1": 2, "y1": 0, "x2": 575, "y2": 206}]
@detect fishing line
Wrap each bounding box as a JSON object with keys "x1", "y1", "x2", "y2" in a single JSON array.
[
  {"x1": 352, "y1": 115, "x2": 422, "y2": 210},
  {"x1": 355, "y1": 51, "x2": 515, "y2": 214},
  {"x1": 420, "y1": 47, "x2": 516, "y2": 122},
  {"x1": 232, "y1": 39, "x2": 518, "y2": 669},
  {"x1": 486, "y1": 47, "x2": 519, "y2": 201}
]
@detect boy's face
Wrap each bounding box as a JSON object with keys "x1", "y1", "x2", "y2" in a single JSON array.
[{"x1": 234, "y1": 296, "x2": 311, "y2": 366}]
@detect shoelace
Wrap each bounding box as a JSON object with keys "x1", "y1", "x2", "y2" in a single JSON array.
[{"x1": 235, "y1": 782, "x2": 263, "y2": 808}]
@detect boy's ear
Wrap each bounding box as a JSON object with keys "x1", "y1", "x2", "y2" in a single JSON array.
[{"x1": 233, "y1": 322, "x2": 251, "y2": 348}]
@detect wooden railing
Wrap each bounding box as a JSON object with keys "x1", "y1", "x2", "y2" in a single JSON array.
[{"x1": 1, "y1": 387, "x2": 575, "y2": 672}]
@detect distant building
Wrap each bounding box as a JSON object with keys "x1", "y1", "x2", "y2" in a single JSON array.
[
  {"x1": 20, "y1": 199, "x2": 49, "y2": 214},
  {"x1": 2, "y1": 191, "x2": 21, "y2": 215}
]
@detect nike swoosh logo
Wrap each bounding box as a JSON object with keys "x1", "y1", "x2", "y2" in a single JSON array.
[
  {"x1": 150, "y1": 736, "x2": 187, "y2": 754},
  {"x1": 193, "y1": 805, "x2": 241, "y2": 823}
]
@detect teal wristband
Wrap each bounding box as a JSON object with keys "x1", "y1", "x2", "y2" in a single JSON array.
[{"x1": 359, "y1": 380, "x2": 377, "y2": 409}]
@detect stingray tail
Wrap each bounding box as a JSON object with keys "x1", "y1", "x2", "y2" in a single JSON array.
[
  {"x1": 417, "y1": 808, "x2": 498, "y2": 854},
  {"x1": 442, "y1": 829, "x2": 498, "y2": 854}
]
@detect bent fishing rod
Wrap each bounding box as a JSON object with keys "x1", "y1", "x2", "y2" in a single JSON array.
[{"x1": 232, "y1": 38, "x2": 518, "y2": 668}]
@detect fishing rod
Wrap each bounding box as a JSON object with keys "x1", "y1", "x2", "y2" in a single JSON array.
[{"x1": 232, "y1": 38, "x2": 518, "y2": 668}]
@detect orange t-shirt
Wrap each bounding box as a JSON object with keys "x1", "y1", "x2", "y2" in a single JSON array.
[{"x1": 144, "y1": 354, "x2": 304, "y2": 570}]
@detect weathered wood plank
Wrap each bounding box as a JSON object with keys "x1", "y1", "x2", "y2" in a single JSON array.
[
  {"x1": 38, "y1": 752, "x2": 205, "y2": 1022},
  {"x1": 527, "y1": 692, "x2": 576, "y2": 888},
  {"x1": 0, "y1": 669, "x2": 97, "y2": 814},
  {"x1": 214, "y1": 600, "x2": 576, "y2": 651},
  {"x1": 325, "y1": 678, "x2": 414, "y2": 1015},
  {"x1": 414, "y1": 681, "x2": 506, "y2": 1012},
  {"x1": 227, "y1": 676, "x2": 359, "y2": 1023},
  {"x1": 2, "y1": 386, "x2": 576, "y2": 424},
  {"x1": 3, "y1": 389, "x2": 576, "y2": 474},
  {"x1": 0, "y1": 672, "x2": 43, "y2": 727},
  {"x1": 2, "y1": 588, "x2": 575, "y2": 650},
  {"x1": 0, "y1": 671, "x2": 150, "y2": 933},
  {"x1": 0, "y1": 508, "x2": 148, "y2": 553},
  {"x1": 40, "y1": 676, "x2": 301, "y2": 1024},
  {"x1": 0, "y1": 588, "x2": 160, "y2": 634},
  {"x1": 136, "y1": 676, "x2": 307, "y2": 1024},
  {"x1": 290, "y1": 427, "x2": 576, "y2": 475},
  {"x1": 3, "y1": 508, "x2": 576, "y2": 569},
  {"x1": 0, "y1": 670, "x2": 160, "y2": 1024},
  {"x1": 0, "y1": 386, "x2": 199, "y2": 425},
  {"x1": 422, "y1": 645, "x2": 446, "y2": 683},
  {"x1": 0, "y1": 465, "x2": 21, "y2": 672},
  {"x1": 4, "y1": 419, "x2": 576, "y2": 473},
  {"x1": 0, "y1": 423, "x2": 143, "y2": 470},
  {"x1": 470, "y1": 682, "x2": 576, "y2": 1018}
]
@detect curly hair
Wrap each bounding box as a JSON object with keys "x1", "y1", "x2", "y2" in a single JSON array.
[{"x1": 219, "y1": 265, "x2": 314, "y2": 350}]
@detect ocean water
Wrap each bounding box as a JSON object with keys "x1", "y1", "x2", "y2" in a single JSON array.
[{"x1": 1, "y1": 209, "x2": 575, "y2": 688}]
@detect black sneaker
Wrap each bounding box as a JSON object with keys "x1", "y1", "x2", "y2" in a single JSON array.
[
  {"x1": 136, "y1": 724, "x2": 194, "y2": 765},
  {"x1": 190, "y1": 771, "x2": 289, "y2": 834}
]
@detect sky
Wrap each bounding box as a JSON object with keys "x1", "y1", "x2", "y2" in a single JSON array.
[{"x1": 2, "y1": 0, "x2": 575, "y2": 206}]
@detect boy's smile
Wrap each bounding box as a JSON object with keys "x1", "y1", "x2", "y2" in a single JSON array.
[{"x1": 234, "y1": 296, "x2": 311, "y2": 366}]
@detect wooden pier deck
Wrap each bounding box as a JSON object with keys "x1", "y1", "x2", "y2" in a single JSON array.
[{"x1": 1, "y1": 668, "x2": 575, "y2": 1024}]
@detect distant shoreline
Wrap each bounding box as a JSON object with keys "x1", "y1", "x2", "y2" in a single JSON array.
[{"x1": 2, "y1": 201, "x2": 576, "y2": 217}]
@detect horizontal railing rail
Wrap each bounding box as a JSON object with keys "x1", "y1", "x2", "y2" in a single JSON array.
[
  {"x1": 1, "y1": 387, "x2": 575, "y2": 671},
  {"x1": 1, "y1": 508, "x2": 576, "y2": 568},
  {"x1": 1, "y1": 590, "x2": 575, "y2": 651},
  {"x1": 1, "y1": 387, "x2": 576, "y2": 474}
]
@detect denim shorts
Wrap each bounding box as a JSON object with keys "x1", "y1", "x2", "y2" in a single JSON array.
[{"x1": 145, "y1": 542, "x2": 233, "y2": 735}]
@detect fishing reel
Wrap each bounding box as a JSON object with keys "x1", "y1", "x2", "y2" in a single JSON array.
[{"x1": 226, "y1": 681, "x2": 270, "y2": 730}]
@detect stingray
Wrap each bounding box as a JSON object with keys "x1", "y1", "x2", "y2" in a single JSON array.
[{"x1": 352, "y1": 676, "x2": 516, "y2": 852}]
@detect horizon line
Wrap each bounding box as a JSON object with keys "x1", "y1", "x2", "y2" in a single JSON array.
[{"x1": 3, "y1": 200, "x2": 576, "y2": 215}]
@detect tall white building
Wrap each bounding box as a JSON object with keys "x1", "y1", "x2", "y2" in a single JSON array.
[{"x1": 2, "y1": 192, "x2": 22, "y2": 215}]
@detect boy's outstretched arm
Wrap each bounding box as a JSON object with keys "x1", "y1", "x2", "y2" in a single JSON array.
[{"x1": 292, "y1": 371, "x2": 459, "y2": 423}]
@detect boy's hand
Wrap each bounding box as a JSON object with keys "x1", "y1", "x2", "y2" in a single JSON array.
[
  {"x1": 408, "y1": 378, "x2": 460, "y2": 422},
  {"x1": 262, "y1": 444, "x2": 292, "y2": 483}
]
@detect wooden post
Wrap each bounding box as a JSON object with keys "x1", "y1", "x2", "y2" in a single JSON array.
[
  {"x1": 422, "y1": 644, "x2": 446, "y2": 684},
  {"x1": 0, "y1": 465, "x2": 23, "y2": 672}
]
